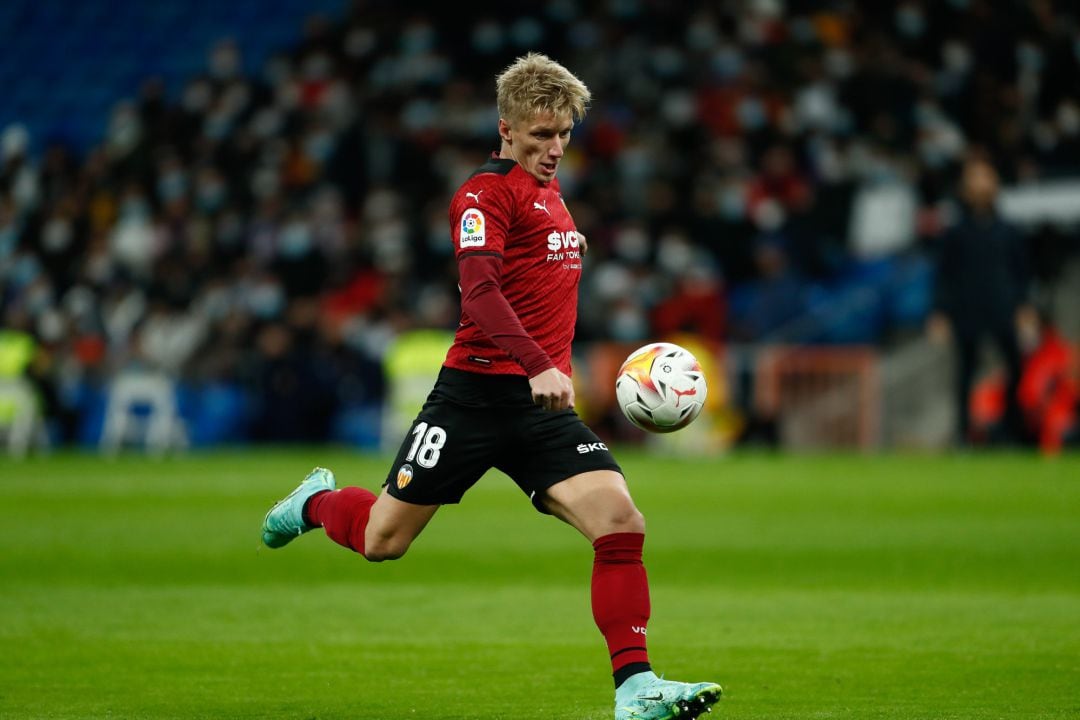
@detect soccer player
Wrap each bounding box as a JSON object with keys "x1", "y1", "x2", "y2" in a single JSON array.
[{"x1": 261, "y1": 53, "x2": 722, "y2": 720}]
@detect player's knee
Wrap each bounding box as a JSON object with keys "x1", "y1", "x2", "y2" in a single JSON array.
[
  {"x1": 364, "y1": 541, "x2": 408, "y2": 562},
  {"x1": 607, "y1": 504, "x2": 646, "y2": 535},
  {"x1": 364, "y1": 533, "x2": 411, "y2": 562}
]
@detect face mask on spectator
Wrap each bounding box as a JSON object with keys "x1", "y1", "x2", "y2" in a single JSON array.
[
  {"x1": 12, "y1": 253, "x2": 42, "y2": 289},
  {"x1": 248, "y1": 281, "x2": 285, "y2": 319},
  {"x1": 158, "y1": 171, "x2": 188, "y2": 203},
  {"x1": 216, "y1": 213, "x2": 244, "y2": 250},
  {"x1": 687, "y1": 19, "x2": 718, "y2": 52},
  {"x1": 1016, "y1": 42, "x2": 1044, "y2": 73},
  {"x1": 0, "y1": 224, "x2": 17, "y2": 258},
  {"x1": 197, "y1": 180, "x2": 226, "y2": 213},
  {"x1": 204, "y1": 112, "x2": 232, "y2": 141},
  {"x1": 25, "y1": 280, "x2": 53, "y2": 316},
  {"x1": 42, "y1": 218, "x2": 73, "y2": 253},
  {"x1": 401, "y1": 22, "x2": 434, "y2": 55},
  {"x1": 719, "y1": 185, "x2": 746, "y2": 221},
  {"x1": 1058, "y1": 102, "x2": 1080, "y2": 136},
  {"x1": 304, "y1": 131, "x2": 334, "y2": 164},
  {"x1": 278, "y1": 223, "x2": 313, "y2": 257},
  {"x1": 736, "y1": 98, "x2": 766, "y2": 131},
  {"x1": 120, "y1": 197, "x2": 150, "y2": 222},
  {"x1": 942, "y1": 41, "x2": 972, "y2": 75},
  {"x1": 710, "y1": 45, "x2": 743, "y2": 81},
  {"x1": 895, "y1": 5, "x2": 926, "y2": 38}
]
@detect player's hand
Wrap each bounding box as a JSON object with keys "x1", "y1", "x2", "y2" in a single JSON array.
[
  {"x1": 529, "y1": 367, "x2": 575, "y2": 411},
  {"x1": 577, "y1": 232, "x2": 588, "y2": 255}
]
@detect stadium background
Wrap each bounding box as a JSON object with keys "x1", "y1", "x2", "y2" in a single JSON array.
[
  {"x1": 1, "y1": 3, "x2": 1079, "y2": 720},
  {"x1": 2, "y1": 0, "x2": 1078, "y2": 455}
]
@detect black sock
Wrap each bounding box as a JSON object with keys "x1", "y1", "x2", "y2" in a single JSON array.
[{"x1": 614, "y1": 662, "x2": 653, "y2": 689}]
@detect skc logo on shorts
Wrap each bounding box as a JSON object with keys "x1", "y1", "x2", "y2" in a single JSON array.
[
  {"x1": 396, "y1": 463, "x2": 414, "y2": 490},
  {"x1": 459, "y1": 208, "x2": 485, "y2": 248}
]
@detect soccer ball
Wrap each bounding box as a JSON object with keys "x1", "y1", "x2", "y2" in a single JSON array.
[{"x1": 615, "y1": 342, "x2": 708, "y2": 433}]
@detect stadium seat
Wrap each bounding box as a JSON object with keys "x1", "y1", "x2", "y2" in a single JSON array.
[
  {"x1": 100, "y1": 371, "x2": 188, "y2": 455},
  {"x1": 1, "y1": 0, "x2": 347, "y2": 157}
]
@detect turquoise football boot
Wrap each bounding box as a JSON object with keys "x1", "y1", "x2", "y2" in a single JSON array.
[
  {"x1": 261, "y1": 467, "x2": 336, "y2": 549},
  {"x1": 615, "y1": 671, "x2": 722, "y2": 720}
]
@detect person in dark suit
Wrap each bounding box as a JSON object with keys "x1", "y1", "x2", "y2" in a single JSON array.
[{"x1": 928, "y1": 154, "x2": 1036, "y2": 445}]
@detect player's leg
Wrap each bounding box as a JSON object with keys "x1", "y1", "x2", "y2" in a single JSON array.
[
  {"x1": 288, "y1": 374, "x2": 498, "y2": 561},
  {"x1": 539, "y1": 468, "x2": 644, "y2": 541},
  {"x1": 542, "y1": 470, "x2": 651, "y2": 682},
  {"x1": 263, "y1": 467, "x2": 446, "y2": 561},
  {"x1": 541, "y1": 470, "x2": 721, "y2": 719},
  {"x1": 261, "y1": 463, "x2": 439, "y2": 560},
  {"x1": 304, "y1": 484, "x2": 439, "y2": 562},
  {"x1": 364, "y1": 488, "x2": 439, "y2": 561}
]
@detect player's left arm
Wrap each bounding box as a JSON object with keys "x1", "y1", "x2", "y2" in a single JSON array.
[
  {"x1": 458, "y1": 254, "x2": 556, "y2": 378},
  {"x1": 458, "y1": 257, "x2": 574, "y2": 410}
]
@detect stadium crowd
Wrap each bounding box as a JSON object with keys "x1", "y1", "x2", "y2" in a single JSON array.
[{"x1": 1, "y1": 0, "x2": 1079, "y2": 445}]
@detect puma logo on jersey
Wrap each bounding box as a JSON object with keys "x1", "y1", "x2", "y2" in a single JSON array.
[
  {"x1": 533, "y1": 200, "x2": 549, "y2": 215},
  {"x1": 465, "y1": 190, "x2": 483, "y2": 204}
]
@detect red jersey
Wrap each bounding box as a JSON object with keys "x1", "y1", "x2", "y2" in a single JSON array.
[{"x1": 444, "y1": 156, "x2": 582, "y2": 377}]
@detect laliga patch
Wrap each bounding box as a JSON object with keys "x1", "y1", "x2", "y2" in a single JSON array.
[
  {"x1": 396, "y1": 463, "x2": 414, "y2": 490},
  {"x1": 459, "y1": 208, "x2": 485, "y2": 248}
]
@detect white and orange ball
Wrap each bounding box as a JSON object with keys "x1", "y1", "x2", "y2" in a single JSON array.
[{"x1": 615, "y1": 342, "x2": 708, "y2": 433}]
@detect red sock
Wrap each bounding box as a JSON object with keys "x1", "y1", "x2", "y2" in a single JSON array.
[
  {"x1": 592, "y1": 532, "x2": 652, "y2": 684},
  {"x1": 304, "y1": 487, "x2": 377, "y2": 557}
]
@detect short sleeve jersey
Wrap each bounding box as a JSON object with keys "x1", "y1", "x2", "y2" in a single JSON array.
[{"x1": 444, "y1": 157, "x2": 582, "y2": 377}]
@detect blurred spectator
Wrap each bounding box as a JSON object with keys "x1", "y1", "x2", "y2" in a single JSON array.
[
  {"x1": 968, "y1": 314, "x2": 1078, "y2": 455},
  {"x1": 731, "y1": 238, "x2": 808, "y2": 341},
  {"x1": 651, "y1": 263, "x2": 727, "y2": 343},
  {"x1": 1017, "y1": 318, "x2": 1078, "y2": 455},
  {"x1": 928, "y1": 154, "x2": 1035, "y2": 445}
]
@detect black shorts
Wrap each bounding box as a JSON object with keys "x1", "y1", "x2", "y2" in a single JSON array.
[{"x1": 384, "y1": 367, "x2": 622, "y2": 512}]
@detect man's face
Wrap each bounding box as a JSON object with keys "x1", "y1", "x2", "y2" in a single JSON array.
[
  {"x1": 962, "y1": 160, "x2": 999, "y2": 209},
  {"x1": 500, "y1": 111, "x2": 573, "y2": 183}
]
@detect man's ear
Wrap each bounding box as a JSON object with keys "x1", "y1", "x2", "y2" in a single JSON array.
[{"x1": 498, "y1": 118, "x2": 512, "y2": 143}]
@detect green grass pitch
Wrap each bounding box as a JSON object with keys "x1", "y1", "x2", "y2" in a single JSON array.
[{"x1": 1, "y1": 450, "x2": 1079, "y2": 719}]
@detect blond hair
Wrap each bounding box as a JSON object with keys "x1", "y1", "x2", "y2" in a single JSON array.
[{"x1": 496, "y1": 53, "x2": 591, "y2": 126}]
